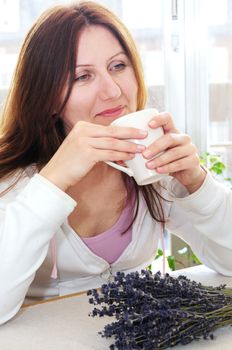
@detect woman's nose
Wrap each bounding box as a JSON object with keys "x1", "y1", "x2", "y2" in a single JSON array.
[{"x1": 98, "y1": 74, "x2": 121, "y2": 100}]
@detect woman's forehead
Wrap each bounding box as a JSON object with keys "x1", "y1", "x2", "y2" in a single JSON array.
[{"x1": 76, "y1": 25, "x2": 124, "y2": 65}]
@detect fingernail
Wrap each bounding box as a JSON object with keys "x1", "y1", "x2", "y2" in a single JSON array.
[
  {"x1": 137, "y1": 144, "x2": 146, "y2": 151},
  {"x1": 146, "y1": 162, "x2": 153, "y2": 169},
  {"x1": 149, "y1": 120, "x2": 156, "y2": 127},
  {"x1": 139, "y1": 129, "x2": 148, "y2": 136},
  {"x1": 143, "y1": 150, "x2": 151, "y2": 158}
]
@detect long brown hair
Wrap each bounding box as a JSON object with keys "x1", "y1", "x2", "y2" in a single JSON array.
[{"x1": 0, "y1": 1, "x2": 165, "y2": 224}]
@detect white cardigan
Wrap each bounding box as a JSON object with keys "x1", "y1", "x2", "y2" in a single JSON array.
[{"x1": 0, "y1": 168, "x2": 232, "y2": 325}]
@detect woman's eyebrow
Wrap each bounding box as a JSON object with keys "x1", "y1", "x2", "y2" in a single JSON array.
[
  {"x1": 75, "y1": 63, "x2": 92, "y2": 68},
  {"x1": 76, "y1": 51, "x2": 127, "y2": 68},
  {"x1": 108, "y1": 51, "x2": 127, "y2": 61}
]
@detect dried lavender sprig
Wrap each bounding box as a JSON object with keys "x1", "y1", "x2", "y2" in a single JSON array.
[
  {"x1": 89, "y1": 270, "x2": 232, "y2": 306},
  {"x1": 87, "y1": 270, "x2": 232, "y2": 349},
  {"x1": 101, "y1": 308, "x2": 227, "y2": 349}
]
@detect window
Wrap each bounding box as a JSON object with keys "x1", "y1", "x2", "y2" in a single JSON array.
[
  {"x1": 207, "y1": 0, "x2": 232, "y2": 175},
  {"x1": 181, "y1": 0, "x2": 232, "y2": 178}
]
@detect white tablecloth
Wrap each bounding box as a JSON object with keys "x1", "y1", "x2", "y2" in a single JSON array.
[{"x1": 0, "y1": 265, "x2": 232, "y2": 350}]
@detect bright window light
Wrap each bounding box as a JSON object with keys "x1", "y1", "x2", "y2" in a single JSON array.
[
  {"x1": 209, "y1": 47, "x2": 228, "y2": 83},
  {"x1": 141, "y1": 50, "x2": 164, "y2": 86},
  {"x1": 122, "y1": 0, "x2": 162, "y2": 28},
  {"x1": 206, "y1": 0, "x2": 227, "y2": 26},
  {"x1": 0, "y1": 54, "x2": 18, "y2": 89},
  {"x1": 0, "y1": 0, "x2": 20, "y2": 32}
]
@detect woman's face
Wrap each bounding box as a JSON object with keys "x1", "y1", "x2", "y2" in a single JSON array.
[{"x1": 62, "y1": 25, "x2": 138, "y2": 130}]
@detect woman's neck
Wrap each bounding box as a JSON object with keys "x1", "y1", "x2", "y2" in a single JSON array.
[
  {"x1": 66, "y1": 163, "x2": 128, "y2": 237},
  {"x1": 66, "y1": 162, "x2": 125, "y2": 201}
]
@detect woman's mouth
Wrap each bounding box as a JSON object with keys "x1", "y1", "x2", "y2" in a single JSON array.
[{"x1": 97, "y1": 105, "x2": 125, "y2": 118}]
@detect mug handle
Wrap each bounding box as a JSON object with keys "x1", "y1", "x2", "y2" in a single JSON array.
[{"x1": 105, "y1": 161, "x2": 134, "y2": 177}]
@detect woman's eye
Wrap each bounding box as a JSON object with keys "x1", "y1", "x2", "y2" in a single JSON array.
[
  {"x1": 75, "y1": 73, "x2": 90, "y2": 82},
  {"x1": 111, "y1": 63, "x2": 126, "y2": 71}
]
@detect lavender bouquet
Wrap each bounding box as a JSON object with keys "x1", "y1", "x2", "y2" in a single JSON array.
[{"x1": 87, "y1": 270, "x2": 232, "y2": 349}]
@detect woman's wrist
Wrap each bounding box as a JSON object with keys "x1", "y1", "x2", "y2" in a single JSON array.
[
  {"x1": 39, "y1": 168, "x2": 69, "y2": 192},
  {"x1": 185, "y1": 166, "x2": 207, "y2": 194}
]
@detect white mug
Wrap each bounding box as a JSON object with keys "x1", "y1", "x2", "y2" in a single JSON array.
[{"x1": 106, "y1": 108, "x2": 168, "y2": 186}]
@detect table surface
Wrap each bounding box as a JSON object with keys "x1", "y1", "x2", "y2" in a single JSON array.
[{"x1": 1, "y1": 265, "x2": 232, "y2": 350}]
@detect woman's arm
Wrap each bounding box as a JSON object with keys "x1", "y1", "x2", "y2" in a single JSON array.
[
  {"x1": 0, "y1": 174, "x2": 76, "y2": 325},
  {"x1": 165, "y1": 171, "x2": 232, "y2": 276},
  {"x1": 142, "y1": 111, "x2": 232, "y2": 274}
]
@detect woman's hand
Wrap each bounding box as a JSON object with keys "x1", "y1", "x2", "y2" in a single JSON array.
[
  {"x1": 142, "y1": 112, "x2": 206, "y2": 193},
  {"x1": 40, "y1": 120, "x2": 147, "y2": 191}
]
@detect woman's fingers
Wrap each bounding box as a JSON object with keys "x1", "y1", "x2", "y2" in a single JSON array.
[
  {"x1": 94, "y1": 149, "x2": 136, "y2": 162},
  {"x1": 148, "y1": 112, "x2": 179, "y2": 134},
  {"x1": 89, "y1": 137, "x2": 146, "y2": 153},
  {"x1": 142, "y1": 131, "x2": 199, "y2": 175},
  {"x1": 146, "y1": 151, "x2": 199, "y2": 173},
  {"x1": 143, "y1": 133, "x2": 191, "y2": 159},
  {"x1": 73, "y1": 120, "x2": 148, "y2": 139},
  {"x1": 146, "y1": 143, "x2": 197, "y2": 169},
  {"x1": 144, "y1": 111, "x2": 206, "y2": 192}
]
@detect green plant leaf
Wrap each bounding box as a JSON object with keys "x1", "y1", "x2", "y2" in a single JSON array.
[
  {"x1": 155, "y1": 248, "x2": 163, "y2": 260},
  {"x1": 190, "y1": 253, "x2": 201, "y2": 265},
  {"x1": 210, "y1": 162, "x2": 225, "y2": 175},
  {"x1": 167, "y1": 255, "x2": 176, "y2": 271}
]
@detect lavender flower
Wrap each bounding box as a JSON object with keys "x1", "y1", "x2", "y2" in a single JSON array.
[{"x1": 87, "y1": 270, "x2": 232, "y2": 349}]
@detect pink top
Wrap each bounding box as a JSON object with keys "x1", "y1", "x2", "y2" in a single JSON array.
[{"x1": 82, "y1": 182, "x2": 135, "y2": 264}]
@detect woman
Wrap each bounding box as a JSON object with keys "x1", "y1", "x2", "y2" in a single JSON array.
[{"x1": 0, "y1": 1, "x2": 231, "y2": 325}]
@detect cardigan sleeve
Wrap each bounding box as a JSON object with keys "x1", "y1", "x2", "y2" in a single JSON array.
[
  {"x1": 0, "y1": 174, "x2": 76, "y2": 325},
  {"x1": 165, "y1": 172, "x2": 232, "y2": 276}
]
